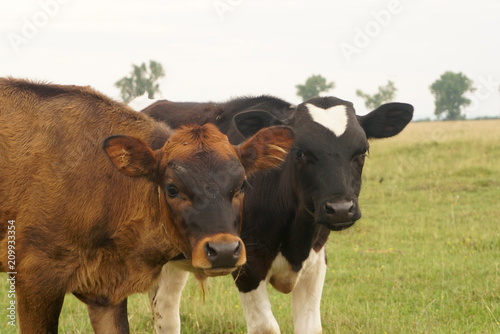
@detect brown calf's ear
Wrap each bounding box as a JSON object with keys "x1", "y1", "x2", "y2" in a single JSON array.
[
  {"x1": 238, "y1": 126, "x2": 294, "y2": 174},
  {"x1": 103, "y1": 135, "x2": 157, "y2": 178}
]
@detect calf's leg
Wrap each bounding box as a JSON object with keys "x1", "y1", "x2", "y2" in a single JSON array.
[
  {"x1": 239, "y1": 280, "x2": 280, "y2": 334},
  {"x1": 149, "y1": 262, "x2": 189, "y2": 334},
  {"x1": 87, "y1": 298, "x2": 129, "y2": 334},
  {"x1": 291, "y1": 247, "x2": 326, "y2": 334},
  {"x1": 16, "y1": 280, "x2": 65, "y2": 334}
]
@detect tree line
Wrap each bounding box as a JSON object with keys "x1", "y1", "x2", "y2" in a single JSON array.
[
  {"x1": 115, "y1": 61, "x2": 492, "y2": 121},
  {"x1": 294, "y1": 72, "x2": 479, "y2": 120}
]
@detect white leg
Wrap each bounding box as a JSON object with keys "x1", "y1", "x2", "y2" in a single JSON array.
[
  {"x1": 291, "y1": 247, "x2": 326, "y2": 334},
  {"x1": 239, "y1": 280, "x2": 281, "y2": 334},
  {"x1": 149, "y1": 262, "x2": 190, "y2": 334}
]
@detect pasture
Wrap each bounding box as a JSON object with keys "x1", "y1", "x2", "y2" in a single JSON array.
[{"x1": 2, "y1": 119, "x2": 499, "y2": 333}]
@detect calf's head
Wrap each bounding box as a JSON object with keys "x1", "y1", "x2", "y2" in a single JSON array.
[
  {"x1": 104, "y1": 123, "x2": 293, "y2": 276},
  {"x1": 236, "y1": 97, "x2": 413, "y2": 231},
  {"x1": 290, "y1": 97, "x2": 412, "y2": 230}
]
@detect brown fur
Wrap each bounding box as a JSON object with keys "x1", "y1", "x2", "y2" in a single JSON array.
[
  {"x1": 238, "y1": 126, "x2": 295, "y2": 174},
  {"x1": 0, "y1": 78, "x2": 294, "y2": 333},
  {"x1": 0, "y1": 78, "x2": 178, "y2": 332}
]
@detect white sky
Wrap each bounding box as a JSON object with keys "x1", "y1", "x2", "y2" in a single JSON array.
[{"x1": 1, "y1": 0, "x2": 499, "y2": 120}]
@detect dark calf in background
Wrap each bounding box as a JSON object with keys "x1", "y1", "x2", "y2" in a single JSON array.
[{"x1": 142, "y1": 95, "x2": 295, "y2": 144}]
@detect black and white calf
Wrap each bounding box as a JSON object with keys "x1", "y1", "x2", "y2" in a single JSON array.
[{"x1": 147, "y1": 96, "x2": 413, "y2": 334}]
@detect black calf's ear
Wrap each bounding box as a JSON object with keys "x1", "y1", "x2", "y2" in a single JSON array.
[
  {"x1": 234, "y1": 110, "x2": 284, "y2": 138},
  {"x1": 357, "y1": 102, "x2": 413, "y2": 139}
]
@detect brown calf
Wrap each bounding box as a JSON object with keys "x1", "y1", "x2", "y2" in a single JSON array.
[{"x1": 0, "y1": 78, "x2": 293, "y2": 333}]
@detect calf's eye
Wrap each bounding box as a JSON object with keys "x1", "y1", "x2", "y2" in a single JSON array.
[
  {"x1": 354, "y1": 148, "x2": 369, "y2": 166},
  {"x1": 166, "y1": 184, "x2": 179, "y2": 197},
  {"x1": 240, "y1": 180, "x2": 248, "y2": 193},
  {"x1": 294, "y1": 149, "x2": 304, "y2": 160}
]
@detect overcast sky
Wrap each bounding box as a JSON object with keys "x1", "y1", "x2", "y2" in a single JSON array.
[{"x1": 1, "y1": 0, "x2": 499, "y2": 120}]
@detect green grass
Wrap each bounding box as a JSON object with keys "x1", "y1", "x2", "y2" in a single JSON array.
[{"x1": 2, "y1": 120, "x2": 499, "y2": 333}]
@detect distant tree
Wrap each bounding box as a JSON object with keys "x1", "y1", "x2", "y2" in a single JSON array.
[
  {"x1": 115, "y1": 60, "x2": 165, "y2": 103},
  {"x1": 429, "y1": 71, "x2": 475, "y2": 120},
  {"x1": 356, "y1": 80, "x2": 397, "y2": 110},
  {"x1": 296, "y1": 75, "x2": 335, "y2": 101}
]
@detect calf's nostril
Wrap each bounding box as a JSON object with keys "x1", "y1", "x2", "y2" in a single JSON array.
[
  {"x1": 324, "y1": 202, "x2": 335, "y2": 214},
  {"x1": 205, "y1": 243, "x2": 218, "y2": 259},
  {"x1": 233, "y1": 241, "x2": 242, "y2": 258},
  {"x1": 347, "y1": 200, "x2": 355, "y2": 215}
]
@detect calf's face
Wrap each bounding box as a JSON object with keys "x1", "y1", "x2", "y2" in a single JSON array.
[
  {"x1": 288, "y1": 97, "x2": 412, "y2": 230},
  {"x1": 104, "y1": 123, "x2": 293, "y2": 276},
  {"x1": 234, "y1": 97, "x2": 413, "y2": 231},
  {"x1": 290, "y1": 101, "x2": 368, "y2": 230}
]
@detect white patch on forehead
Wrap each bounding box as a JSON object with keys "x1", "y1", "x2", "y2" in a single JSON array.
[{"x1": 306, "y1": 103, "x2": 349, "y2": 137}]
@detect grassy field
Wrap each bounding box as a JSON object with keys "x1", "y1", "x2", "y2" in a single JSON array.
[{"x1": 2, "y1": 120, "x2": 499, "y2": 333}]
